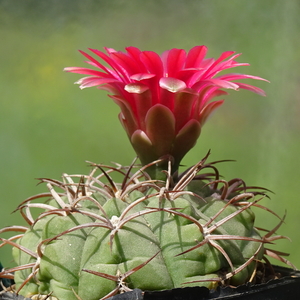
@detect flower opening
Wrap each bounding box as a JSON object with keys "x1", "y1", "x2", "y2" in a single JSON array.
[{"x1": 65, "y1": 46, "x2": 268, "y2": 177}]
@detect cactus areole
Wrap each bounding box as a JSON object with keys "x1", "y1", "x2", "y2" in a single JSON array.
[{"x1": 0, "y1": 46, "x2": 295, "y2": 300}]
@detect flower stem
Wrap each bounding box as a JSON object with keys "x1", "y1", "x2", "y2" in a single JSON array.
[{"x1": 144, "y1": 156, "x2": 179, "y2": 181}]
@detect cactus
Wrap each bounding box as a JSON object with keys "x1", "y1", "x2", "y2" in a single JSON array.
[{"x1": 0, "y1": 46, "x2": 294, "y2": 300}]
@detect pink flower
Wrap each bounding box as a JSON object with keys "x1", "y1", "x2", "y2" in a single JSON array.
[{"x1": 65, "y1": 46, "x2": 267, "y2": 175}]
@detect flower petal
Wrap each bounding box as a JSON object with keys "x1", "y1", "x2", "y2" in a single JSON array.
[
  {"x1": 217, "y1": 73, "x2": 269, "y2": 82},
  {"x1": 145, "y1": 104, "x2": 175, "y2": 157},
  {"x1": 174, "y1": 89, "x2": 199, "y2": 133},
  {"x1": 186, "y1": 45, "x2": 208, "y2": 68},
  {"x1": 110, "y1": 95, "x2": 138, "y2": 136},
  {"x1": 130, "y1": 73, "x2": 156, "y2": 81},
  {"x1": 140, "y1": 51, "x2": 164, "y2": 78},
  {"x1": 203, "y1": 51, "x2": 236, "y2": 77},
  {"x1": 204, "y1": 79, "x2": 240, "y2": 90},
  {"x1": 64, "y1": 67, "x2": 111, "y2": 77},
  {"x1": 125, "y1": 83, "x2": 149, "y2": 94},
  {"x1": 124, "y1": 87, "x2": 153, "y2": 129},
  {"x1": 159, "y1": 77, "x2": 187, "y2": 93},
  {"x1": 198, "y1": 89, "x2": 228, "y2": 111},
  {"x1": 78, "y1": 50, "x2": 113, "y2": 73},
  {"x1": 110, "y1": 51, "x2": 145, "y2": 76},
  {"x1": 131, "y1": 73, "x2": 160, "y2": 105},
  {"x1": 199, "y1": 100, "x2": 224, "y2": 125},
  {"x1": 236, "y1": 83, "x2": 267, "y2": 96},
  {"x1": 76, "y1": 77, "x2": 120, "y2": 89},
  {"x1": 173, "y1": 119, "x2": 201, "y2": 164},
  {"x1": 89, "y1": 48, "x2": 131, "y2": 82},
  {"x1": 165, "y1": 48, "x2": 186, "y2": 77},
  {"x1": 130, "y1": 130, "x2": 157, "y2": 165}
]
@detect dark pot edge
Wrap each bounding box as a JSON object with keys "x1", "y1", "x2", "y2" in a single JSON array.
[
  {"x1": 1, "y1": 265, "x2": 299, "y2": 300},
  {"x1": 143, "y1": 265, "x2": 300, "y2": 300}
]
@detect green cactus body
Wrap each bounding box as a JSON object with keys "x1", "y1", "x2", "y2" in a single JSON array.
[{"x1": 5, "y1": 158, "x2": 281, "y2": 300}]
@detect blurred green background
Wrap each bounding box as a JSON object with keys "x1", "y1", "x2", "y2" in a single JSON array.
[{"x1": 1, "y1": 0, "x2": 300, "y2": 271}]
